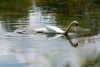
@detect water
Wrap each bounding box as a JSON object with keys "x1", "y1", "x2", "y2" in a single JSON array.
[{"x1": 0, "y1": 0, "x2": 100, "y2": 67}]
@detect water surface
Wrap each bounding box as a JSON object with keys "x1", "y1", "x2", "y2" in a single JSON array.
[{"x1": 0, "y1": 0, "x2": 100, "y2": 67}]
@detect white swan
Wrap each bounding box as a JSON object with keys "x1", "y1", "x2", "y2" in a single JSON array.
[
  {"x1": 14, "y1": 21, "x2": 79, "y2": 35},
  {"x1": 34, "y1": 21, "x2": 79, "y2": 34}
]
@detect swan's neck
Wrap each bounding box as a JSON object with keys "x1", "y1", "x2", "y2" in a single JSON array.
[{"x1": 64, "y1": 23, "x2": 74, "y2": 34}]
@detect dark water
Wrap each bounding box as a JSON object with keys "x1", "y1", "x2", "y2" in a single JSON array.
[{"x1": 0, "y1": 0, "x2": 100, "y2": 67}]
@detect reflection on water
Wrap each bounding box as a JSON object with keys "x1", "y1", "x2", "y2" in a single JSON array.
[{"x1": 0, "y1": 0, "x2": 100, "y2": 67}]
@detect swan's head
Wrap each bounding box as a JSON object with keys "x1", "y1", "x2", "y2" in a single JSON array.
[{"x1": 71, "y1": 21, "x2": 79, "y2": 26}]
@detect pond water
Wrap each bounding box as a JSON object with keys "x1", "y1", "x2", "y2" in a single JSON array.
[{"x1": 0, "y1": 0, "x2": 100, "y2": 67}]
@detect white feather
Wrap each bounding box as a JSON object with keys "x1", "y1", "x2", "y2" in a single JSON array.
[{"x1": 46, "y1": 25, "x2": 65, "y2": 33}]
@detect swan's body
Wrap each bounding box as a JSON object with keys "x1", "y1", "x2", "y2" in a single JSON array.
[
  {"x1": 34, "y1": 21, "x2": 79, "y2": 34},
  {"x1": 46, "y1": 25, "x2": 65, "y2": 33},
  {"x1": 34, "y1": 25, "x2": 65, "y2": 34}
]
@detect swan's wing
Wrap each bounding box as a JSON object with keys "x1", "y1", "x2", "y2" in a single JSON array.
[
  {"x1": 34, "y1": 27, "x2": 48, "y2": 33},
  {"x1": 46, "y1": 25, "x2": 65, "y2": 33}
]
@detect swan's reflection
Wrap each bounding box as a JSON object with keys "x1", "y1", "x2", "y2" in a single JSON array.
[{"x1": 38, "y1": 32, "x2": 79, "y2": 47}]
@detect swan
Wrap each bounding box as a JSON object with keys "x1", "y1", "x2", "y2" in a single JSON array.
[
  {"x1": 14, "y1": 20, "x2": 79, "y2": 35},
  {"x1": 34, "y1": 21, "x2": 79, "y2": 35}
]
